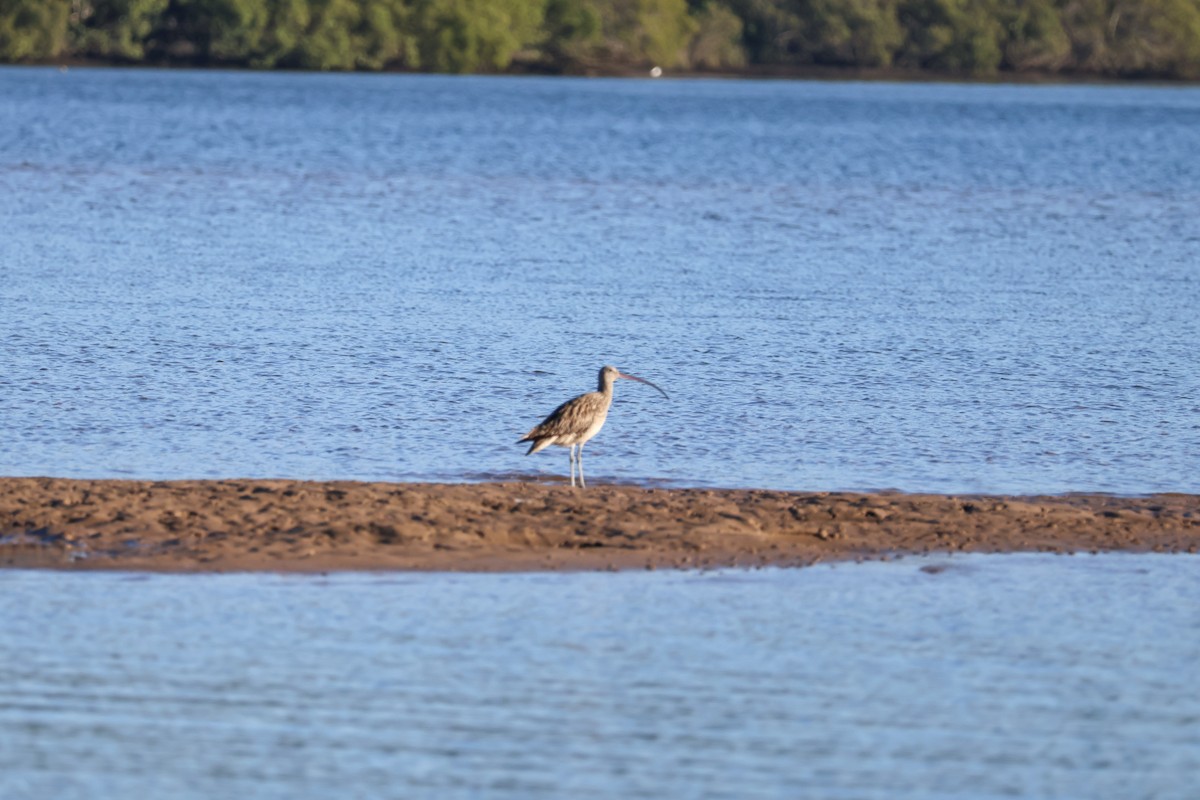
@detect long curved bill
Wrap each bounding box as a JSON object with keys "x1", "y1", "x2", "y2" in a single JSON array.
[{"x1": 618, "y1": 371, "x2": 670, "y2": 399}]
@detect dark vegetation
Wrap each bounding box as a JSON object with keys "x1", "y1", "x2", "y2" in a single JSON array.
[{"x1": 1, "y1": 0, "x2": 1197, "y2": 79}]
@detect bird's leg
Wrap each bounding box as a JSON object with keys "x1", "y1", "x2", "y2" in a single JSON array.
[
  {"x1": 578, "y1": 443, "x2": 586, "y2": 489},
  {"x1": 568, "y1": 444, "x2": 576, "y2": 487}
]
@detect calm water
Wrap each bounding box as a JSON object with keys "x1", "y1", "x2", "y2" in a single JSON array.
[
  {"x1": 1, "y1": 554, "x2": 1197, "y2": 799},
  {"x1": 2, "y1": 68, "x2": 1199, "y2": 492}
]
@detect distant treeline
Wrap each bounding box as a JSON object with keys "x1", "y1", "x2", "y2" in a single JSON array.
[{"x1": 1, "y1": 0, "x2": 1198, "y2": 79}]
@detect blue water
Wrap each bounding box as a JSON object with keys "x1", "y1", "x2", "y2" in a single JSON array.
[
  {"x1": 1, "y1": 554, "x2": 1197, "y2": 799},
  {"x1": 2, "y1": 68, "x2": 1199, "y2": 492}
]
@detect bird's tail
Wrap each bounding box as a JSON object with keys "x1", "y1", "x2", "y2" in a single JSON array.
[{"x1": 520, "y1": 436, "x2": 554, "y2": 455}]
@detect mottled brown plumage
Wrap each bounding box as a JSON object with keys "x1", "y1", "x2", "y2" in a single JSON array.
[{"x1": 518, "y1": 365, "x2": 668, "y2": 488}]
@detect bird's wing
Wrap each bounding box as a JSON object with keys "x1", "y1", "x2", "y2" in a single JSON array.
[{"x1": 518, "y1": 392, "x2": 597, "y2": 441}]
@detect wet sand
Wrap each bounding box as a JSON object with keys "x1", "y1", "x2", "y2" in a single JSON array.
[{"x1": 1, "y1": 477, "x2": 1197, "y2": 572}]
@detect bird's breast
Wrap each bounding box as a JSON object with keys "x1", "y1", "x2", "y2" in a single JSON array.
[{"x1": 579, "y1": 408, "x2": 609, "y2": 442}]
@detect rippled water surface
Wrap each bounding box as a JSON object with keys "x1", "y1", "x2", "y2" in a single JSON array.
[
  {"x1": 1, "y1": 555, "x2": 1197, "y2": 799},
  {"x1": 2, "y1": 68, "x2": 1198, "y2": 492}
]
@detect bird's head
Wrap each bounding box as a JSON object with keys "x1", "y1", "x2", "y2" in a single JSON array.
[{"x1": 599, "y1": 365, "x2": 669, "y2": 399}]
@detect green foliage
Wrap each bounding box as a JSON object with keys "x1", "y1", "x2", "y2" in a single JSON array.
[
  {"x1": 688, "y1": 1, "x2": 746, "y2": 67},
  {"x1": 720, "y1": 0, "x2": 802, "y2": 63},
  {"x1": 69, "y1": 0, "x2": 169, "y2": 60},
  {"x1": 0, "y1": 0, "x2": 70, "y2": 61},
  {"x1": 637, "y1": 0, "x2": 699, "y2": 66},
  {"x1": 896, "y1": 0, "x2": 1004, "y2": 73},
  {"x1": 250, "y1": 0, "x2": 308, "y2": 66},
  {"x1": 997, "y1": 0, "x2": 1070, "y2": 71},
  {"x1": 355, "y1": 0, "x2": 416, "y2": 68},
  {"x1": 1058, "y1": 0, "x2": 1200, "y2": 78},
  {"x1": 251, "y1": 0, "x2": 414, "y2": 69},
  {"x1": 541, "y1": 0, "x2": 603, "y2": 67},
  {"x1": 0, "y1": 0, "x2": 1197, "y2": 79},
  {"x1": 597, "y1": 0, "x2": 697, "y2": 67},
  {"x1": 283, "y1": 0, "x2": 361, "y2": 69},
  {"x1": 1148, "y1": 0, "x2": 1200, "y2": 79},
  {"x1": 207, "y1": 0, "x2": 270, "y2": 61},
  {"x1": 805, "y1": 0, "x2": 904, "y2": 67},
  {"x1": 153, "y1": 0, "x2": 271, "y2": 63},
  {"x1": 410, "y1": 0, "x2": 545, "y2": 72}
]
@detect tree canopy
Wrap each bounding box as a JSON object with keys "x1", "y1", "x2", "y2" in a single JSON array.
[{"x1": 1, "y1": 0, "x2": 1197, "y2": 78}]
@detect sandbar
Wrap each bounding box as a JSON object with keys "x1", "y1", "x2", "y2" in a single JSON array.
[{"x1": 1, "y1": 477, "x2": 1197, "y2": 572}]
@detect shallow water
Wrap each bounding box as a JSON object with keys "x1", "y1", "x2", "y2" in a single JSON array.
[
  {"x1": 1, "y1": 554, "x2": 1197, "y2": 799},
  {"x1": 2, "y1": 68, "x2": 1199, "y2": 492}
]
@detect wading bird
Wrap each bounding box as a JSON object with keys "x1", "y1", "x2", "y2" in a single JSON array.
[{"x1": 518, "y1": 365, "x2": 669, "y2": 488}]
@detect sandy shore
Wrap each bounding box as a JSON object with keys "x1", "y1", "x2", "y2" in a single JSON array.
[{"x1": 1, "y1": 477, "x2": 1197, "y2": 572}]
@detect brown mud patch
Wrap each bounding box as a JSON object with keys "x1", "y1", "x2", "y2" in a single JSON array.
[{"x1": 1, "y1": 478, "x2": 1197, "y2": 572}]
